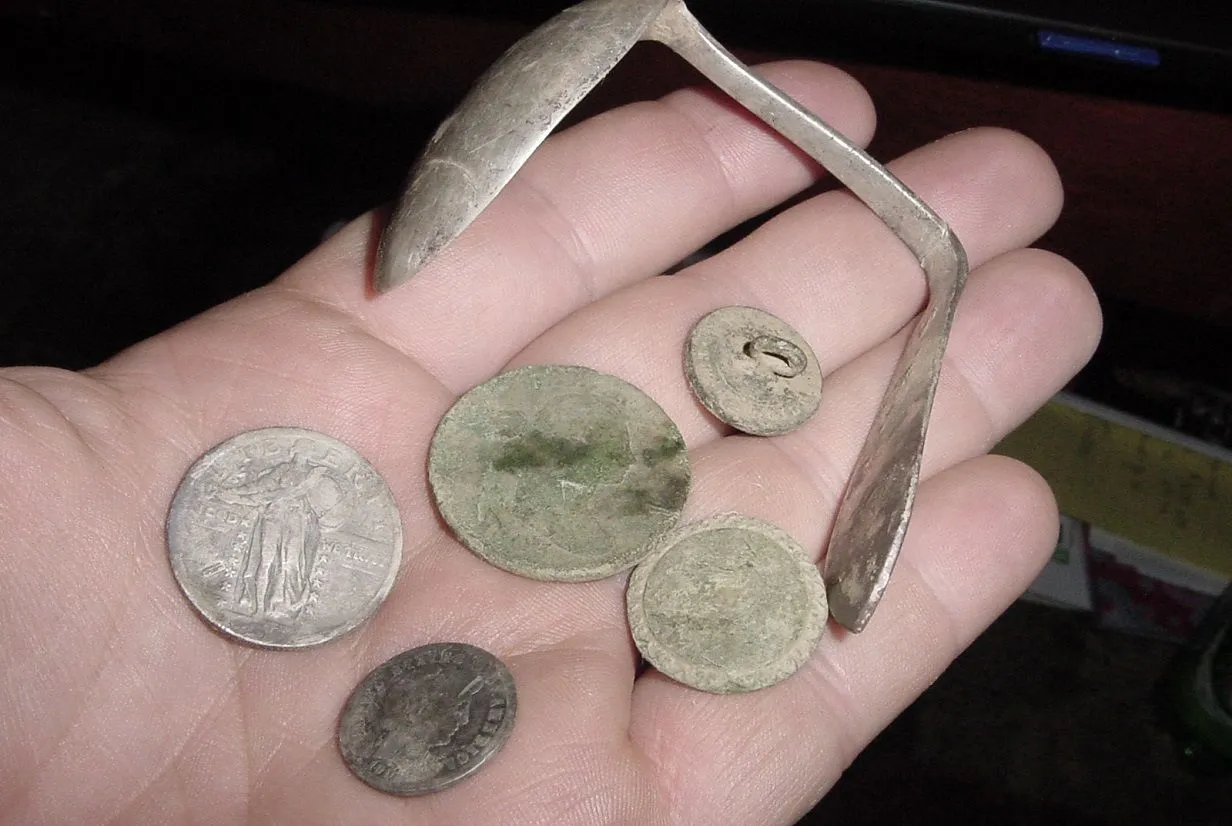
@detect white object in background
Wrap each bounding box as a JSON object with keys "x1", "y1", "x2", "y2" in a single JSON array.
[
  {"x1": 1087, "y1": 527, "x2": 1228, "y2": 597},
  {"x1": 1022, "y1": 514, "x2": 1094, "y2": 611}
]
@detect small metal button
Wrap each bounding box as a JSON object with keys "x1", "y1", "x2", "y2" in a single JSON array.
[{"x1": 684, "y1": 306, "x2": 822, "y2": 436}]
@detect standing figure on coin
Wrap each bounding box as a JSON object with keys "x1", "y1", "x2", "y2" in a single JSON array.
[
  {"x1": 168, "y1": 427, "x2": 402, "y2": 648},
  {"x1": 216, "y1": 448, "x2": 344, "y2": 621}
]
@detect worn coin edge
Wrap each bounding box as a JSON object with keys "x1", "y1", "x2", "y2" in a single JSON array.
[
  {"x1": 627, "y1": 512, "x2": 828, "y2": 693},
  {"x1": 684, "y1": 306, "x2": 823, "y2": 437},
  {"x1": 337, "y1": 641, "x2": 518, "y2": 796},
  {"x1": 166, "y1": 426, "x2": 404, "y2": 650}
]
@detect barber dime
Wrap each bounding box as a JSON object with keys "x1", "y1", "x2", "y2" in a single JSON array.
[
  {"x1": 167, "y1": 427, "x2": 402, "y2": 648},
  {"x1": 338, "y1": 642, "x2": 517, "y2": 796},
  {"x1": 429, "y1": 364, "x2": 691, "y2": 581},
  {"x1": 627, "y1": 514, "x2": 827, "y2": 693}
]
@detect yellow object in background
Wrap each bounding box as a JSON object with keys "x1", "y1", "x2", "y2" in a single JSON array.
[{"x1": 996, "y1": 393, "x2": 1232, "y2": 580}]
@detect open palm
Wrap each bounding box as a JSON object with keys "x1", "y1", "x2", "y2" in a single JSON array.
[{"x1": 0, "y1": 61, "x2": 1099, "y2": 825}]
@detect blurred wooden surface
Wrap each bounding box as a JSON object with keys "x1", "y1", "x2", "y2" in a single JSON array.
[{"x1": 6, "y1": 0, "x2": 1232, "y2": 324}]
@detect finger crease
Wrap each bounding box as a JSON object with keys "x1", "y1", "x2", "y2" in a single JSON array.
[
  {"x1": 937, "y1": 346, "x2": 999, "y2": 460},
  {"x1": 659, "y1": 97, "x2": 744, "y2": 222},
  {"x1": 517, "y1": 170, "x2": 602, "y2": 303}
]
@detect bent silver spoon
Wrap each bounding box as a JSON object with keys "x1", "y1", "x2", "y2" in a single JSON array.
[{"x1": 375, "y1": 0, "x2": 969, "y2": 632}]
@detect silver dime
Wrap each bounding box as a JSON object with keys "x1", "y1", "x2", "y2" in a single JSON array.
[
  {"x1": 684, "y1": 306, "x2": 822, "y2": 436},
  {"x1": 627, "y1": 513, "x2": 827, "y2": 693},
  {"x1": 338, "y1": 642, "x2": 517, "y2": 796},
  {"x1": 167, "y1": 427, "x2": 402, "y2": 649},
  {"x1": 428, "y1": 364, "x2": 691, "y2": 582}
]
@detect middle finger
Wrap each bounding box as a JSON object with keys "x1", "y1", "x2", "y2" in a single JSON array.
[{"x1": 508, "y1": 126, "x2": 1063, "y2": 445}]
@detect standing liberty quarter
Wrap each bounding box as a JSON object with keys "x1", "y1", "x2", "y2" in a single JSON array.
[
  {"x1": 429, "y1": 364, "x2": 691, "y2": 581},
  {"x1": 338, "y1": 642, "x2": 517, "y2": 795},
  {"x1": 685, "y1": 306, "x2": 822, "y2": 436},
  {"x1": 627, "y1": 514, "x2": 827, "y2": 693},
  {"x1": 167, "y1": 427, "x2": 402, "y2": 648}
]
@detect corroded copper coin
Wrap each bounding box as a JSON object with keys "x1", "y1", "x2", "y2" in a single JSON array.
[
  {"x1": 685, "y1": 306, "x2": 822, "y2": 436},
  {"x1": 167, "y1": 427, "x2": 402, "y2": 649},
  {"x1": 627, "y1": 513, "x2": 827, "y2": 694},
  {"x1": 428, "y1": 364, "x2": 691, "y2": 582},
  {"x1": 338, "y1": 642, "x2": 516, "y2": 795}
]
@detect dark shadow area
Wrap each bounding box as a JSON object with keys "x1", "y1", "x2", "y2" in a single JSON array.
[
  {"x1": 362, "y1": 0, "x2": 1232, "y2": 111},
  {"x1": 0, "y1": 18, "x2": 439, "y2": 367}
]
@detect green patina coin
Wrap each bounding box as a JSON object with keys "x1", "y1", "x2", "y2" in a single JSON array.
[
  {"x1": 627, "y1": 513, "x2": 827, "y2": 694},
  {"x1": 428, "y1": 365, "x2": 691, "y2": 582}
]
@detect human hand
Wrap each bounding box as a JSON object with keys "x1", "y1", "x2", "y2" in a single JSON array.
[{"x1": 0, "y1": 61, "x2": 1100, "y2": 824}]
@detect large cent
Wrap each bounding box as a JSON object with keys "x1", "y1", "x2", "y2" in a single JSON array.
[{"x1": 428, "y1": 364, "x2": 691, "y2": 582}]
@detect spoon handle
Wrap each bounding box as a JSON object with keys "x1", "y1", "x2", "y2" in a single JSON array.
[{"x1": 645, "y1": 0, "x2": 969, "y2": 631}]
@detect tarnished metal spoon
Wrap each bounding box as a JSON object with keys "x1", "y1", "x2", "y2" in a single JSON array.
[{"x1": 375, "y1": 0, "x2": 969, "y2": 632}]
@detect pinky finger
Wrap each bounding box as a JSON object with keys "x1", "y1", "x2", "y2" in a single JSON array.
[{"x1": 629, "y1": 454, "x2": 1058, "y2": 825}]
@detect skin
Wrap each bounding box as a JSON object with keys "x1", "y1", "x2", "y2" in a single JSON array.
[{"x1": 0, "y1": 61, "x2": 1101, "y2": 825}]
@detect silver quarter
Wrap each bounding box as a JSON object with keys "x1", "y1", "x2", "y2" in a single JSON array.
[
  {"x1": 167, "y1": 427, "x2": 402, "y2": 648},
  {"x1": 684, "y1": 306, "x2": 822, "y2": 436},
  {"x1": 428, "y1": 364, "x2": 691, "y2": 582},
  {"x1": 627, "y1": 513, "x2": 827, "y2": 693},
  {"x1": 338, "y1": 642, "x2": 517, "y2": 796}
]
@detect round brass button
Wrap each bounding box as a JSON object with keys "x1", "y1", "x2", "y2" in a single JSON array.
[{"x1": 684, "y1": 306, "x2": 822, "y2": 436}]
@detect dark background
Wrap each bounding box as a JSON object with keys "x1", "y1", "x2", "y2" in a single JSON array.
[{"x1": 2, "y1": 1, "x2": 1231, "y2": 822}]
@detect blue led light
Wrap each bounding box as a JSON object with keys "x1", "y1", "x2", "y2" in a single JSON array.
[{"x1": 1037, "y1": 30, "x2": 1162, "y2": 68}]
